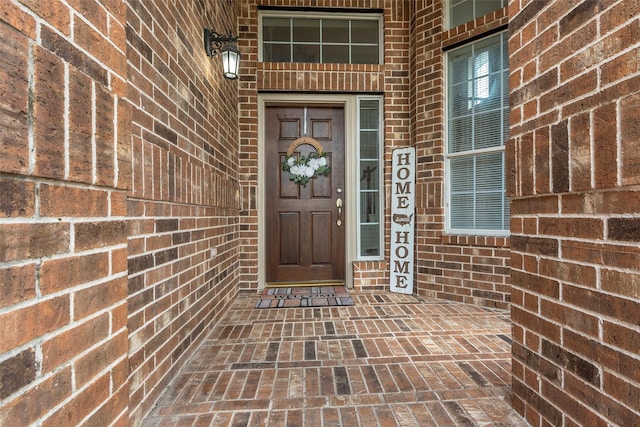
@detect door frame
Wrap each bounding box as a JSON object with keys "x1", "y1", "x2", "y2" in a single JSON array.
[{"x1": 258, "y1": 94, "x2": 358, "y2": 290}]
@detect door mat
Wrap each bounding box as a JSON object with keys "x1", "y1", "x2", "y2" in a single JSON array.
[{"x1": 256, "y1": 286, "x2": 354, "y2": 309}]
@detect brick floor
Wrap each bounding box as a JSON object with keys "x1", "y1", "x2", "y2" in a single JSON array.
[{"x1": 142, "y1": 290, "x2": 529, "y2": 426}]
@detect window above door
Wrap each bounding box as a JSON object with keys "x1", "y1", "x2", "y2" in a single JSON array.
[{"x1": 259, "y1": 11, "x2": 383, "y2": 64}]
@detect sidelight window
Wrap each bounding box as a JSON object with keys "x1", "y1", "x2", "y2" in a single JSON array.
[{"x1": 357, "y1": 97, "x2": 383, "y2": 258}]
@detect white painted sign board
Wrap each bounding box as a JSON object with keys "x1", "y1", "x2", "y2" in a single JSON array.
[{"x1": 390, "y1": 147, "x2": 415, "y2": 294}]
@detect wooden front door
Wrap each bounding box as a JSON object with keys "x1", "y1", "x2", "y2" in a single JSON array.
[{"x1": 265, "y1": 106, "x2": 345, "y2": 284}]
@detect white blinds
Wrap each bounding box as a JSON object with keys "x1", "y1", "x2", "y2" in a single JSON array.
[
  {"x1": 450, "y1": 153, "x2": 509, "y2": 230},
  {"x1": 447, "y1": 32, "x2": 509, "y2": 233}
]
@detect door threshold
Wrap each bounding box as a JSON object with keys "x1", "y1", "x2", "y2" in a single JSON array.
[{"x1": 266, "y1": 280, "x2": 345, "y2": 288}]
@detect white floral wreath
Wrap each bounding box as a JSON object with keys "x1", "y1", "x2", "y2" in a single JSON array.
[{"x1": 281, "y1": 152, "x2": 330, "y2": 187}]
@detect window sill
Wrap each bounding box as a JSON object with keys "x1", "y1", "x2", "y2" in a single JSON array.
[
  {"x1": 257, "y1": 62, "x2": 384, "y2": 72},
  {"x1": 442, "y1": 234, "x2": 510, "y2": 248}
]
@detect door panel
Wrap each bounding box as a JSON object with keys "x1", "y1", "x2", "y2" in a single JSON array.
[
  {"x1": 266, "y1": 106, "x2": 345, "y2": 283},
  {"x1": 311, "y1": 212, "x2": 332, "y2": 264},
  {"x1": 279, "y1": 213, "x2": 300, "y2": 265}
]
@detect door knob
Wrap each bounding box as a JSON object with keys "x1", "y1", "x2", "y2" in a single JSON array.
[{"x1": 336, "y1": 198, "x2": 343, "y2": 226}]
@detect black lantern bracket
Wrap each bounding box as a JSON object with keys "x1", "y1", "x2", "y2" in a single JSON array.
[
  {"x1": 203, "y1": 28, "x2": 241, "y2": 79},
  {"x1": 203, "y1": 29, "x2": 238, "y2": 57}
]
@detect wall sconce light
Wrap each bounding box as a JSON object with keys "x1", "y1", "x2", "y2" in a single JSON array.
[{"x1": 203, "y1": 29, "x2": 241, "y2": 80}]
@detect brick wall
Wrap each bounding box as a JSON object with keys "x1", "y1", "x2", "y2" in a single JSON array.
[
  {"x1": 0, "y1": 0, "x2": 241, "y2": 425},
  {"x1": 124, "y1": 0, "x2": 241, "y2": 424},
  {"x1": 11, "y1": 0, "x2": 636, "y2": 424},
  {"x1": 238, "y1": 1, "x2": 511, "y2": 308},
  {"x1": 237, "y1": 0, "x2": 411, "y2": 291},
  {"x1": 508, "y1": 0, "x2": 640, "y2": 425},
  {"x1": 0, "y1": 1, "x2": 130, "y2": 425},
  {"x1": 412, "y1": 2, "x2": 512, "y2": 309}
]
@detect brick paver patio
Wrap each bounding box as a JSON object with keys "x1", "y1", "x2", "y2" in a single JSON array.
[{"x1": 142, "y1": 290, "x2": 529, "y2": 426}]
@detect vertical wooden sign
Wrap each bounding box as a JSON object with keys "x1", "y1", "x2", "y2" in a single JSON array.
[{"x1": 390, "y1": 147, "x2": 415, "y2": 294}]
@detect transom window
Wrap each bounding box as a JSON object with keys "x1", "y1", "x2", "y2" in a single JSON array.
[
  {"x1": 260, "y1": 12, "x2": 382, "y2": 64},
  {"x1": 448, "y1": 0, "x2": 507, "y2": 29},
  {"x1": 446, "y1": 32, "x2": 509, "y2": 234}
]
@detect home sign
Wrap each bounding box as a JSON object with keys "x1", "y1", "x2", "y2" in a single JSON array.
[{"x1": 390, "y1": 147, "x2": 415, "y2": 294}]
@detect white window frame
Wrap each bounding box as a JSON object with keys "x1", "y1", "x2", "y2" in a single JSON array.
[
  {"x1": 445, "y1": 31, "x2": 509, "y2": 237},
  {"x1": 258, "y1": 10, "x2": 384, "y2": 65},
  {"x1": 356, "y1": 96, "x2": 384, "y2": 260}
]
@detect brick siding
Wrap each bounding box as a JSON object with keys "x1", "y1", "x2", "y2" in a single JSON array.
[
  {"x1": 3, "y1": 0, "x2": 637, "y2": 425},
  {"x1": 0, "y1": 1, "x2": 130, "y2": 425},
  {"x1": 124, "y1": 0, "x2": 241, "y2": 424},
  {"x1": 0, "y1": 0, "x2": 241, "y2": 425},
  {"x1": 237, "y1": 1, "x2": 512, "y2": 308},
  {"x1": 508, "y1": 0, "x2": 640, "y2": 425},
  {"x1": 412, "y1": 2, "x2": 511, "y2": 309},
  {"x1": 236, "y1": 0, "x2": 404, "y2": 292}
]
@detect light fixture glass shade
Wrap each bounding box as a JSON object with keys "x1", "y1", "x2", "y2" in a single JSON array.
[{"x1": 220, "y1": 43, "x2": 241, "y2": 80}]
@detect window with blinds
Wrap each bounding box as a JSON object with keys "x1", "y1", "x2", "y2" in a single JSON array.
[
  {"x1": 260, "y1": 12, "x2": 382, "y2": 64},
  {"x1": 446, "y1": 32, "x2": 509, "y2": 234},
  {"x1": 448, "y1": 0, "x2": 507, "y2": 29}
]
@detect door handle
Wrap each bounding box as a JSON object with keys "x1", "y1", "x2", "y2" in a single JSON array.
[{"x1": 336, "y1": 197, "x2": 343, "y2": 227}]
